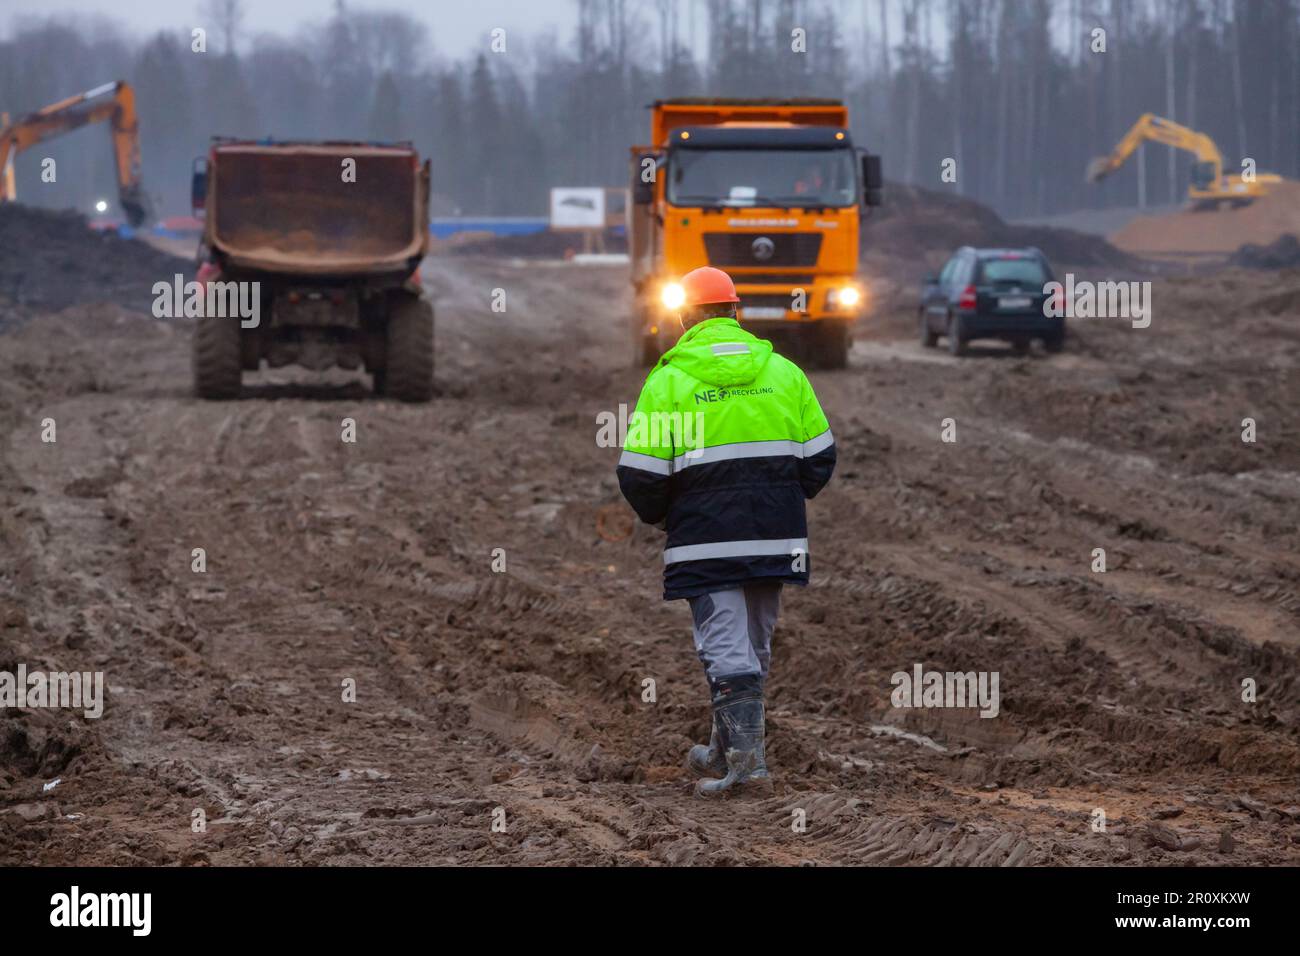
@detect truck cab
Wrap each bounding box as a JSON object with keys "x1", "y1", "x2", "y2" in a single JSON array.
[{"x1": 629, "y1": 98, "x2": 882, "y2": 368}]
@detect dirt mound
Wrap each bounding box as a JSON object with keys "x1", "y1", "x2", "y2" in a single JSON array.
[
  {"x1": 1112, "y1": 182, "x2": 1300, "y2": 256},
  {"x1": 0, "y1": 205, "x2": 190, "y2": 316},
  {"x1": 869, "y1": 184, "x2": 1141, "y2": 271},
  {"x1": 1229, "y1": 233, "x2": 1300, "y2": 270}
]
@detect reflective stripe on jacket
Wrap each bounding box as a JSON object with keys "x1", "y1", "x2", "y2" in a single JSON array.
[{"x1": 616, "y1": 317, "x2": 836, "y2": 600}]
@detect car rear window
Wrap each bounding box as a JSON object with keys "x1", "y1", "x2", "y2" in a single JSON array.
[{"x1": 979, "y1": 257, "x2": 1047, "y2": 285}]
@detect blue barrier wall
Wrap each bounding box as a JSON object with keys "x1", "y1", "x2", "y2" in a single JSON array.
[{"x1": 429, "y1": 218, "x2": 549, "y2": 239}]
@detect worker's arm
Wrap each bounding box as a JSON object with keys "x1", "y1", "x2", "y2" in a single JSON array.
[
  {"x1": 616, "y1": 372, "x2": 674, "y2": 526},
  {"x1": 797, "y1": 371, "x2": 836, "y2": 499}
]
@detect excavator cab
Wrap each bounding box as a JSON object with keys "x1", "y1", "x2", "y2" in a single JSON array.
[{"x1": 1190, "y1": 161, "x2": 1217, "y2": 191}]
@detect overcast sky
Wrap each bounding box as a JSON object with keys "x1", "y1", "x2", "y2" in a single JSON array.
[{"x1": 1, "y1": 0, "x2": 583, "y2": 57}]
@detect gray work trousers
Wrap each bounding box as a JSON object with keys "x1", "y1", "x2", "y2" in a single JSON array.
[{"x1": 687, "y1": 582, "x2": 783, "y2": 683}]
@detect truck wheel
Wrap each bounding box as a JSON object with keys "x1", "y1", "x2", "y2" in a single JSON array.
[
  {"x1": 815, "y1": 319, "x2": 850, "y2": 369},
  {"x1": 947, "y1": 313, "x2": 968, "y2": 357},
  {"x1": 384, "y1": 296, "x2": 434, "y2": 402},
  {"x1": 193, "y1": 316, "x2": 242, "y2": 399},
  {"x1": 633, "y1": 305, "x2": 662, "y2": 367},
  {"x1": 919, "y1": 310, "x2": 938, "y2": 348}
]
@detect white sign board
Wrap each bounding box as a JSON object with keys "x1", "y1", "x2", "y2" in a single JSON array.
[{"x1": 550, "y1": 187, "x2": 605, "y2": 230}]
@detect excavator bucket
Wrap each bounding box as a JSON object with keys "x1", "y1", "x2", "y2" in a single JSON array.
[
  {"x1": 120, "y1": 185, "x2": 150, "y2": 228},
  {"x1": 1084, "y1": 156, "x2": 1112, "y2": 184}
]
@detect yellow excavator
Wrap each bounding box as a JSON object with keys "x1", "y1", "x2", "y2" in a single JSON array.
[
  {"x1": 0, "y1": 80, "x2": 149, "y2": 226},
  {"x1": 1086, "y1": 113, "x2": 1284, "y2": 208}
]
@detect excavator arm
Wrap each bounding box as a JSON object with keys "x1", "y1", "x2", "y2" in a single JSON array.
[
  {"x1": 0, "y1": 81, "x2": 149, "y2": 227},
  {"x1": 1085, "y1": 113, "x2": 1223, "y2": 186}
]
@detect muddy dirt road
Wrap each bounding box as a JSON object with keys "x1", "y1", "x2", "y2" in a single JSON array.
[{"x1": 1, "y1": 253, "x2": 1298, "y2": 865}]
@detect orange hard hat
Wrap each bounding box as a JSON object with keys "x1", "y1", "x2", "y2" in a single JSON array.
[{"x1": 680, "y1": 266, "x2": 739, "y2": 307}]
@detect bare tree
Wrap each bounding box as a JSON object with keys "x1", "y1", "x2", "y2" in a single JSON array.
[{"x1": 199, "y1": 0, "x2": 245, "y2": 55}]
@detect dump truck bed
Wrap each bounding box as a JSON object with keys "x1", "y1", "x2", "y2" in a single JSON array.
[
  {"x1": 206, "y1": 142, "x2": 428, "y2": 277},
  {"x1": 650, "y1": 98, "x2": 849, "y2": 146}
]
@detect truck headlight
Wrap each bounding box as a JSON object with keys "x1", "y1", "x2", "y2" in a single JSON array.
[
  {"x1": 661, "y1": 283, "x2": 686, "y2": 310},
  {"x1": 834, "y1": 286, "x2": 861, "y2": 308}
]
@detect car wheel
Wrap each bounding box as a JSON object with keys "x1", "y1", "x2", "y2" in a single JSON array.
[
  {"x1": 947, "y1": 313, "x2": 967, "y2": 357},
  {"x1": 919, "y1": 310, "x2": 938, "y2": 348}
]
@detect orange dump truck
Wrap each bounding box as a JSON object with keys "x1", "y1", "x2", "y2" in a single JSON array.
[{"x1": 629, "y1": 98, "x2": 882, "y2": 368}]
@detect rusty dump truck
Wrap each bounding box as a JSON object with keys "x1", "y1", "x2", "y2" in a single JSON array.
[
  {"x1": 629, "y1": 98, "x2": 882, "y2": 368},
  {"x1": 190, "y1": 139, "x2": 433, "y2": 401}
]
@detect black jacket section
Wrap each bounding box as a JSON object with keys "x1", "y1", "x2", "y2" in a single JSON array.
[
  {"x1": 798, "y1": 442, "x2": 837, "y2": 500},
  {"x1": 658, "y1": 451, "x2": 832, "y2": 600},
  {"x1": 668, "y1": 558, "x2": 809, "y2": 601},
  {"x1": 616, "y1": 463, "x2": 670, "y2": 526}
]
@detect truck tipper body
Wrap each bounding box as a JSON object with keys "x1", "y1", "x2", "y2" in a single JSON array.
[
  {"x1": 190, "y1": 139, "x2": 434, "y2": 401},
  {"x1": 629, "y1": 98, "x2": 882, "y2": 368}
]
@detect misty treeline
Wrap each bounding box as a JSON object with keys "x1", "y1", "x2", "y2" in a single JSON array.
[{"x1": 1, "y1": 0, "x2": 1296, "y2": 221}]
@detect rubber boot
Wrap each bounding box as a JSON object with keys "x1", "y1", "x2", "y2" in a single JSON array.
[
  {"x1": 687, "y1": 717, "x2": 727, "y2": 777},
  {"x1": 695, "y1": 675, "x2": 772, "y2": 797}
]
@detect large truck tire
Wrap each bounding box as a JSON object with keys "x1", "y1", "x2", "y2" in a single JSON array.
[
  {"x1": 193, "y1": 316, "x2": 243, "y2": 399},
  {"x1": 813, "y1": 319, "x2": 850, "y2": 370},
  {"x1": 383, "y1": 296, "x2": 434, "y2": 402},
  {"x1": 633, "y1": 305, "x2": 662, "y2": 368}
]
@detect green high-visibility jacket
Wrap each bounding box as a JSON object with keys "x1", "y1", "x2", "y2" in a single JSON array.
[{"x1": 616, "y1": 317, "x2": 836, "y2": 599}]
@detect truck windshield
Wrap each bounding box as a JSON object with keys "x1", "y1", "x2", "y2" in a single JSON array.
[{"x1": 668, "y1": 147, "x2": 857, "y2": 208}]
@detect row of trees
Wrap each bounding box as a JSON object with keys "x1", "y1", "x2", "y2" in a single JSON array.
[{"x1": 1, "y1": 0, "x2": 1296, "y2": 220}]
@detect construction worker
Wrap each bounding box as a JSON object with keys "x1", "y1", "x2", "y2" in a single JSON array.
[{"x1": 616, "y1": 266, "x2": 836, "y2": 796}]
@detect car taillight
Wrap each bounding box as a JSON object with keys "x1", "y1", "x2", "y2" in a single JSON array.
[{"x1": 958, "y1": 285, "x2": 977, "y2": 310}]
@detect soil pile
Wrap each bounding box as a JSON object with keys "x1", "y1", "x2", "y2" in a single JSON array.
[
  {"x1": 1229, "y1": 233, "x2": 1300, "y2": 270},
  {"x1": 0, "y1": 204, "x2": 189, "y2": 314},
  {"x1": 868, "y1": 184, "x2": 1141, "y2": 271},
  {"x1": 1112, "y1": 181, "x2": 1300, "y2": 256}
]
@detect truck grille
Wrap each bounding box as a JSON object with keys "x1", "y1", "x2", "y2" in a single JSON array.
[
  {"x1": 739, "y1": 293, "x2": 801, "y2": 312},
  {"x1": 730, "y1": 273, "x2": 815, "y2": 286},
  {"x1": 704, "y1": 233, "x2": 823, "y2": 267}
]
